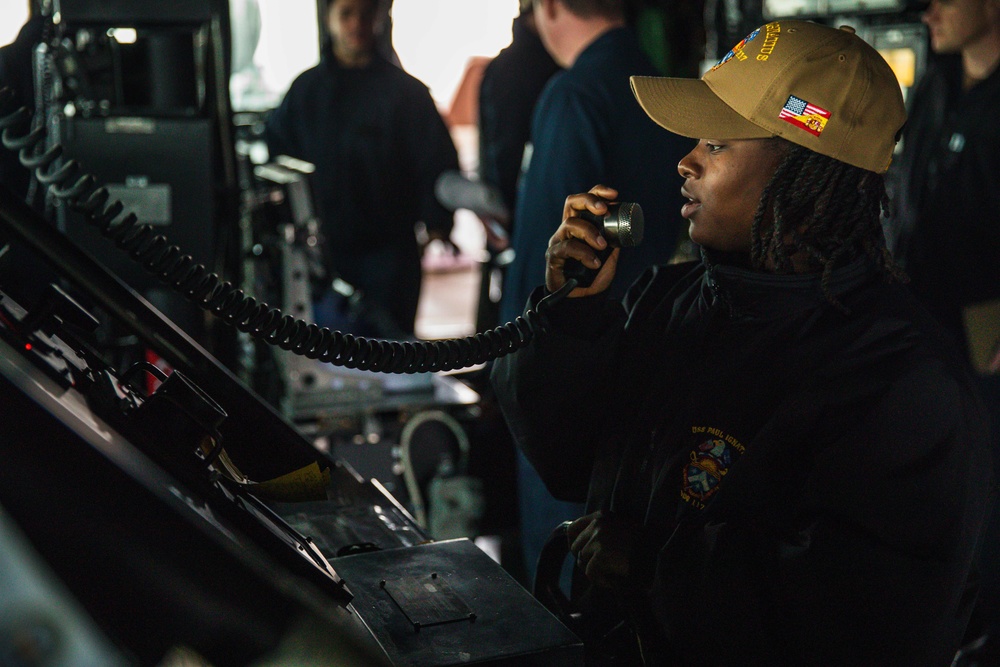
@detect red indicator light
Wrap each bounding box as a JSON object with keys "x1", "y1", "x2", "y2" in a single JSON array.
[{"x1": 24, "y1": 343, "x2": 32, "y2": 351}]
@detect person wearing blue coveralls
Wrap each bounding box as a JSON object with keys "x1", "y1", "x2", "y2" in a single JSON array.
[
  {"x1": 265, "y1": 0, "x2": 459, "y2": 338},
  {"x1": 498, "y1": 0, "x2": 690, "y2": 586}
]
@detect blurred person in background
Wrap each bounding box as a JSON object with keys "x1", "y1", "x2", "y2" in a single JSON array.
[
  {"x1": 474, "y1": 0, "x2": 561, "y2": 330},
  {"x1": 498, "y1": 0, "x2": 690, "y2": 587},
  {"x1": 265, "y1": 0, "x2": 459, "y2": 338},
  {"x1": 883, "y1": 0, "x2": 1000, "y2": 656}
]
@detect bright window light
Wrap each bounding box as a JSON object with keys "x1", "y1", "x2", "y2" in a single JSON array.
[
  {"x1": 231, "y1": 0, "x2": 321, "y2": 111},
  {"x1": 392, "y1": 0, "x2": 520, "y2": 108},
  {"x1": 230, "y1": 0, "x2": 520, "y2": 112},
  {"x1": 252, "y1": 0, "x2": 320, "y2": 100},
  {"x1": 0, "y1": 2, "x2": 30, "y2": 47}
]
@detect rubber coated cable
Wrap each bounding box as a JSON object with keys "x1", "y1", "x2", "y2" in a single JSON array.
[{"x1": 0, "y1": 90, "x2": 576, "y2": 374}]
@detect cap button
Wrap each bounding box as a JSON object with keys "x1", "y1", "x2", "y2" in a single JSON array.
[{"x1": 838, "y1": 25, "x2": 857, "y2": 34}]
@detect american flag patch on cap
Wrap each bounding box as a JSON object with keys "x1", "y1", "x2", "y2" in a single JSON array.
[{"x1": 778, "y1": 95, "x2": 831, "y2": 137}]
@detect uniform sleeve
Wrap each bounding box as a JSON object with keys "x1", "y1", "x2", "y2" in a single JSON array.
[
  {"x1": 476, "y1": 66, "x2": 505, "y2": 200},
  {"x1": 477, "y1": 64, "x2": 526, "y2": 213},
  {"x1": 506, "y1": 80, "x2": 610, "y2": 310},
  {"x1": 264, "y1": 80, "x2": 301, "y2": 161},
  {"x1": 403, "y1": 83, "x2": 459, "y2": 237},
  {"x1": 490, "y1": 288, "x2": 627, "y2": 502}
]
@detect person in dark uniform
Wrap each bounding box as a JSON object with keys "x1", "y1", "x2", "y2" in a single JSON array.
[
  {"x1": 265, "y1": 0, "x2": 459, "y2": 338},
  {"x1": 497, "y1": 0, "x2": 691, "y2": 587},
  {"x1": 884, "y1": 0, "x2": 1000, "y2": 657},
  {"x1": 478, "y1": 0, "x2": 560, "y2": 232},
  {"x1": 474, "y1": 0, "x2": 561, "y2": 332},
  {"x1": 884, "y1": 0, "x2": 1000, "y2": 369},
  {"x1": 492, "y1": 20, "x2": 994, "y2": 665}
]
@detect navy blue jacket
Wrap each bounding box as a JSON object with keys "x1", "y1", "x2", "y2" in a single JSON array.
[
  {"x1": 478, "y1": 14, "x2": 560, "y2": 217},
  {"x1": 493, "y1": 257, "x2": 993, "y2": 665},
  {"x1": 265, "y1": 54, "x2": 458, "y2": 333},
  {"x1": 266, "y1": 53, "x2": 457, "y2": 253},
  {"x1": 500, "y1": 27, "x2": 690, "y2": 324},
  {"x1": 884, "y1": 54, "x2": 1000, "y2": 353}
]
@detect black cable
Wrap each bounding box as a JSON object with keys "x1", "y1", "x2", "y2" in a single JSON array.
[{"x1": 0, "y1": 90, "x2": 574, "y2": 373}]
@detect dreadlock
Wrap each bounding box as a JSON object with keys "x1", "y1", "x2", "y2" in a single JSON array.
[{"x1": 749, "y1": 140, "x2": 907, "y2": 312}]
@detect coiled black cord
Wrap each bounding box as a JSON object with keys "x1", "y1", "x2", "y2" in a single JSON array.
[{"x1": 0, "y1": 89, "x2": 574, "y2": 373}]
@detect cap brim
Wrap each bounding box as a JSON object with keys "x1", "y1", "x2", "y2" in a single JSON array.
[{"x1": 630, "y1": 75, "x2": 772, "y2": 140}]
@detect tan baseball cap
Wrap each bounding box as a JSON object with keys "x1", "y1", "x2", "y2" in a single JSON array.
[{"x1": 630, "y1": 20, "x2": 906, "y2": 174}]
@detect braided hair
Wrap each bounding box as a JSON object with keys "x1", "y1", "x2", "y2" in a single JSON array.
[{"x1": 749, "y1": 140, "x2": 906, "y2": 311}]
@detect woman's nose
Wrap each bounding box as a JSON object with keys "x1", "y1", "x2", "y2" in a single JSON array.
[{"x1": 678, "y1": 151, "x2": 697, "y2": 179}]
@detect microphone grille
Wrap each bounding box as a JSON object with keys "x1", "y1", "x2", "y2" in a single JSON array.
[{"x1": 614, "y1": 202, "x2": 644, "y2": 247}]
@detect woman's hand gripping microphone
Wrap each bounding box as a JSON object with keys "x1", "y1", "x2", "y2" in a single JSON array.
[{"x1": 546, "y1": 185, "x2": 645, "y2": 296}]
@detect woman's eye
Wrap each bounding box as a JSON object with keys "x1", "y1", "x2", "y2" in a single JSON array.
[{"x1": 705, "y1": 142, "x2": 724, "y2": 153}]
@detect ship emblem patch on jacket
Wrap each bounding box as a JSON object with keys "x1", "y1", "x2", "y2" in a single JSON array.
[{"x1": 681, "y1": 428, "x2": 745, "y2": 509}]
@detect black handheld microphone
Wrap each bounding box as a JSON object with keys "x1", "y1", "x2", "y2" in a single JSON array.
[{"x1": 562, "y1": 201, "x2": 644, "y2": 288}]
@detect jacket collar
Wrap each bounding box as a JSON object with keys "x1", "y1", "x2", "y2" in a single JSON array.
[
  {"x1": 702, "y1": 252, "x2": 877, "y2": 321},
  {"x1": 573, "y1": 26, "x2": 634, "y2": 68},
  {"x1": 321, "y1": 50, "x2": 390, "y2": 73}
]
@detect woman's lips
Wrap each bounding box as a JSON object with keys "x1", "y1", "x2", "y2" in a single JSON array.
[{"x1": 681, "y1": 196, "x2": 700, "y2": 220}]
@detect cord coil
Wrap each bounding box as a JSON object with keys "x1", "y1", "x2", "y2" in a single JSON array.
[{"x1": 0, "y1": 88, "x2": 572, "y2": 373}]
